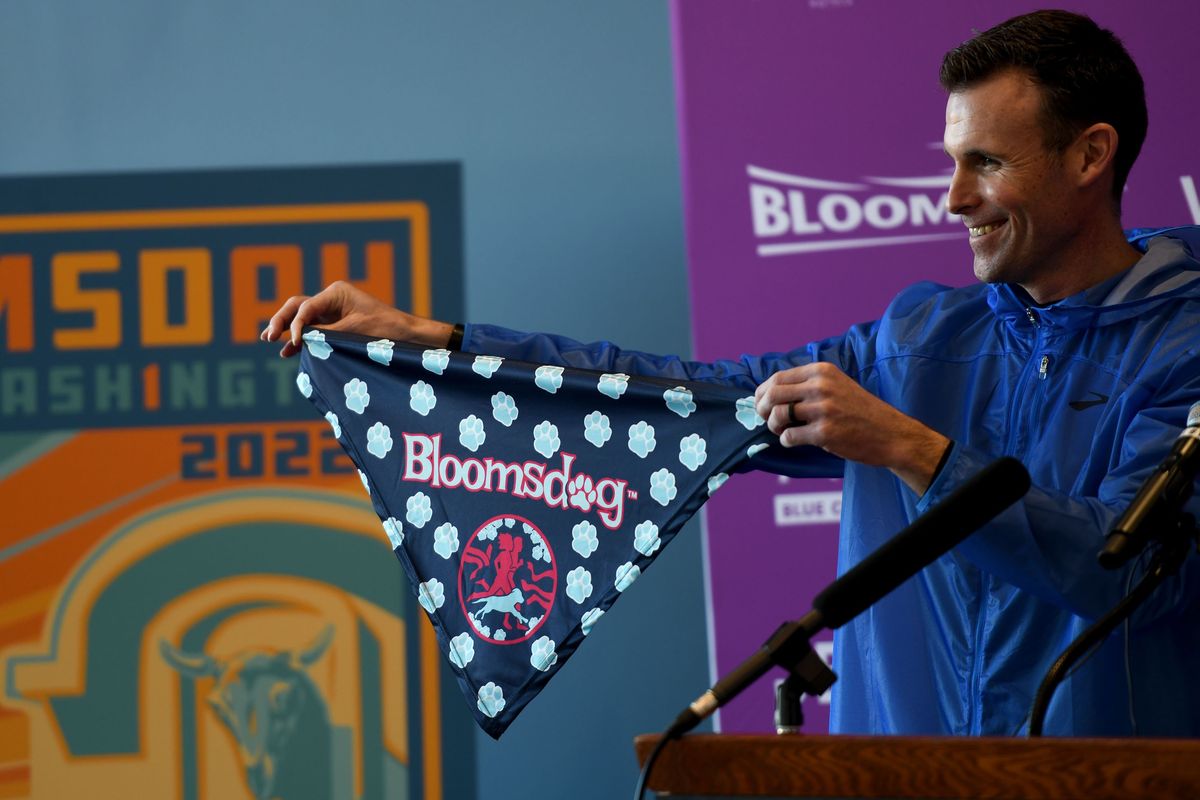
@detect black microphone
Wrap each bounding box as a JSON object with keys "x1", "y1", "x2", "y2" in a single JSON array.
[
  {"x1": 1099, "y1": 401, "x2": 1200, "y2": 569},
  {"x1": 665, "y1": 456, "x2": 1031, "y2": 738}
]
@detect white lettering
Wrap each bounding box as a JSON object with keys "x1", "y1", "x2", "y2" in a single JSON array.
[
  {"x1": 909, "y1": 192, "x2": 955, "y2": 226},
  {"x1": 817, "y1": 193, "x2": 862, "y2": 233},
  {"x1": 788, "y1": 189, "x2": 824, "y2": 235},
  {"x1": 863, "y1": 195, "x2": 907, "y2": 229},
  {"x1": 750, "y1": 184, "x2": 790, "y2": 236},
  {"x1": 1182, "y1": 176, "x2": 1200, "y2": 225},
  {"x1": 773, "y1": 491, "x2": 842, "y2": 526},
  {"x1": 403, "y1": 433, "x2": 438, "y2": 482}
]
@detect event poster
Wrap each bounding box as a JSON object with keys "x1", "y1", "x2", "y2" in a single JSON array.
[
  {"x1": 671, "y1": 0, "x2": 1200, "y2": 733},
  {"x1": 0, "y1": 164, "x2": 472, "y2": 799}
]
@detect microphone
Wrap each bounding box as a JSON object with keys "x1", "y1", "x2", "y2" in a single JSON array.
[
  {"x1": 1099, "y1": 401, "x2": 1200, "y2": 569},
  {"x1": 665, "y1": 456, "x2": 1031, "y2": 738}
]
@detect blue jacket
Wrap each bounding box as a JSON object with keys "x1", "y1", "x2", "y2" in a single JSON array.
[{"x1": 463, "y1": 226, "x2": 1200, "y2": 736}]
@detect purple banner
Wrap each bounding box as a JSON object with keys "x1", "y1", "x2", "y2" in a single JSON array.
[{"x1": 671, "y1": 0, "x2": 1200, "y2": 733}]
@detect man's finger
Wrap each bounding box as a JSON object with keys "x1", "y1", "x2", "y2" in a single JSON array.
[{"x1": 263, "y1": 295, "x2": 309, "y2": 342}]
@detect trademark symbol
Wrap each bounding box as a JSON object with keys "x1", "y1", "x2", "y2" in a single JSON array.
[{"x1": 627, "y1": 490, "x2": 638, "y2": 500}]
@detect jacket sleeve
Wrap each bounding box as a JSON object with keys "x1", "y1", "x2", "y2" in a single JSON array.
[{"x1": 920, "y1": 383, "x2": 1200, "y2": 626}]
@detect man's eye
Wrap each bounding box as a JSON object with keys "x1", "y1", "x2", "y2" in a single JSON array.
[{"x1": 978, "y1": 156, "x2": 999, "y2": 168}]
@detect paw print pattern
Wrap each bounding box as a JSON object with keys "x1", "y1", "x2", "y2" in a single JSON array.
[
  {"x1": 459, "y1": 415, "x2": 486, "y2": 452},
  {"x1": 650, "y1": 468, "x2": 677, "y2": 507},
  {"x1": 296, "y1": 372, "x2": 312, "y2": 398},
  {"x1": 615, "y1": 562, "x2": 641, "y2": 593},
  {"x1": 533, "y1": 421, "x2": 560, "y2": 459},
  {"x1": 325, "y1": 411, "x2": 341, "y2": 439},
  {"x1": 477, "y1": 682, "x2": 506, "y2": 718},
  {"x1": 627, "y1": 421, "x2": 656, "y2": 459},
  {"x1": 678, "y1": 433, "x2": 708, "y2": 472},
  {"x1": 406, "y1": 492, "x2": 433, "y2": 528},
  {"x1": 747, "y1": 442, "x2": 769, "y2": 458},
  {"x1": 422, "y1": 348, "x2": 451, "y2": 375},
  {"x1": 449, "y1": 632, "x2": 475, "y2": 668},
  {"x1": 663, "y1": 386, "x2": 697, "y2": 418},
  {"x1": 736, "y1": 396, "x2": 766, "y2": 430},
  {"x1": 473, "y1": 355, "x2": 503, "y2": 378},
  {"x1": 634, "y1": 521, "x2": 661, "y2": 556},
  {"x1": 418, "y1": 578, "x2": 445, "y2": 613},
  {"x1": 583, "y1": 411, "x2": 611, "y2": 448},
  {"x1": 433, "y1": 522, "x2": 459, "y2": 560},
  {"x1": 358, "y1": 469, "x2": 370, "y2": 494},
  {"x1": 707, "y1": 472, "x2": 730, "y2": 494},
  {"x1": 344, "y1": 378, "x2": 370, "y2": 414},
  {"x1": 568, "y1": 474, "x2": 597, "y2": 512},
  {"x1": 597, "y1": 373, "x2": 629, "y2": 400},
  {"x1": 410, "y1": 380, "x2": 437, "y2": 416},
  {"x1": 367, "y1": 339, "x2": 394, "y2": 366},
  {"x1": 302, "y1": 330, "x2": 332, "y2": 360},
  {"x1": 572, "y1": 520, "x2": 599, "y2": 558},
  {"x1": 491, "y1": 391, "x2": 519, "y2": 427},
  {"x1": 534, "y1": 365, "x2": 564, "y2": 394},
  {"x1": 581, "y1": 608, "x2": 604, "y2": 636},
  {"x1": 566, "y1": 566, "x2": 593, "y2": 604},
  {"x1": 530, "y1": 636, "x2": 558, "y2": 672},
  {"x1": 382, "y1": 517, "x2": 404, "y2": 549},
  {"x1": 366, "y1": 422, "x2": 393, "y2": 458},
  {"x1": 526, "y1": 526, "x2": 551, "y2": 563}
]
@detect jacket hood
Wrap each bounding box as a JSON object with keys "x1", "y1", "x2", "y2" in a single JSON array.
[{"x1": 987, "y1": 225, "x2": 1200, "y2": 331}]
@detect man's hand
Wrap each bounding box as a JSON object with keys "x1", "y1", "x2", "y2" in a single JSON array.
[
  {"x1": 754, "y1": 362, "x2": 950, "y2": 495},
  {"x1": 260, "y1": 281, "x2": 455, "y2": 357}
]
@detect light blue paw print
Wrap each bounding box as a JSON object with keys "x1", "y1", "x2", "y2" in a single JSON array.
[
  {"x1": 598, "y1": 372, "x2": 629, "y2": 400},
  {"x1": 410, "y1": 380, "x2": 437, "y2": 416},
  {"x1": 526, "y1": 525, "x2": 551, "y2": 563},
  {"x1": 433, "y1": 522, "x2": 459, "y2": 559},
  {"x1": 615, "y1": 562, "x2": 641, "y2": 593},
  {"x1": 477, "y1": 518, "x2": 503, "y2": 541},
  {"x1": 358, "y1": 469, "x2": 370, "y2": 494},
  {"x1": 367, "y1": 422, "x2": 393, "y2": 459},
  {"x1": 473, "y1": 355, "x2": 503, "y2": 378},
  {"x1": 634, "y1": 520, "x2": 661, "y2": 556},
  {"x1": 302, "y1": 329, "x2": 332, "y2": 360},
  {"x1": 491, "y1": 391, "x2": 519, "y2": 427},
  {"x1": 530, "y1": 636, "x2": 558, "y2": 672},
  {"x1": 584, "y1": 411, "x2": 611, "y2": 448},
  {"x1": 736, "y1": 396, "x2": 766, "y2": 430},
  {"x1": 325, "y1": 411, "x2": 341, "y2": 439},
  {"x1": 679, "y1": 433, "x2": 708, "y2": 472},
  {"x1": 533, "y1": 421, "x2": 560, "y2": 459},
  {"x1": 664, "y1": 386, "x2": 697, "y2": 418},
  {"x1": 367, "y1": 339, "x2": 394, "y2": 366},
  {"x1": 296, "y1": 371, "x2": 312, "y2": 398},
  {"x1": 650, "y1": 468, "x2": 677, "y2": 507},
  {"x1": 566, "y1": 566, "x2": 594, "y2": 604},
  {"x1": 535, "y1": 365, "x2": 564, "y2": 394},
  {"x1": 382, "y1": 517, "x2": 404, "y2": 549},
  {"x1": 477, "y1": 682, "x2": 506, "y2": 718},
  {"x1": 418, "y1": 578, "x2": 445, "y2": 613},
  {"x1": 581, "y1": 608, "x2": 604, "y2": 636},
  {"x1": 628, "y1": 421, "x2": 656, "y2": 459},
  {"x1": 406, "y1": 492, "x2": 433, "y2": 528},
  {"x1": 747, "y1": 442, "x2": 769, "y2": 458},
  {"x1": 494, "y1": 629, "x2": 507, "y2": 642},
  {"x1": 459, "y1": 414, "x2": 486, "y2": 452},
  {"x1": 422, "y1": 348, "x2": 451, "y2": 375},
  {"x1": 572, "y1": 520, "x2": 599, "y2": 558},
  {"x1": 707, "y1": 472, "x2": 729, "y2": 494},
  {"x1": 344, "y1": 378, "x2": 370, "y2": 414},
  {"x1": 449, "y1": 632, "x2": 474, "y2": 669}
]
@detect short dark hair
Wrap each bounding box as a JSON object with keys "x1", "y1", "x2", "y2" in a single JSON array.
[{"x1": 939, "y1": 10, "x2": 1147, "y2": 207}]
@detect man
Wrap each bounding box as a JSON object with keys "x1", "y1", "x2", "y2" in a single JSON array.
[{"x1": 264, "y1": 11, "x2": 1200, "y2": 735}]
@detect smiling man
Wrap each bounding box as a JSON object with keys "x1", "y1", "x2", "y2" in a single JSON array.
[{"x1": 265, "y1": 11, "x2": 1200, "y2": 736}]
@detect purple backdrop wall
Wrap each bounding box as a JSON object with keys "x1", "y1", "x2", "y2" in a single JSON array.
[{"x1": 670, "y1": 0, "x2": 1200, "y2": 733}]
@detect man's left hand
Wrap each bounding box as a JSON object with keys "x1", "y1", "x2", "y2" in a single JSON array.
[{"x1": 754, "y1": 362, "x2": 951, "y2": 495}]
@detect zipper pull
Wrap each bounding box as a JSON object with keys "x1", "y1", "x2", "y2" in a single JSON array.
[
  {"x1": 1025, "y1": 308, "x2": 1041, "y2": 328},
  {"x1": 1039, "y1": 354, "x2": 1050, "y2": 380}
]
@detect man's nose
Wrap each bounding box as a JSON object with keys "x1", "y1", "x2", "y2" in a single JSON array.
[{"x1": 946, "y1": 167, "x2": 977, "y2": 216}]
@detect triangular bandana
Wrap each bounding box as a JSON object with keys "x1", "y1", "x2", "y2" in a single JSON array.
[{"x1": 296, "y1": 329, "x2": 772, "y2": 737}]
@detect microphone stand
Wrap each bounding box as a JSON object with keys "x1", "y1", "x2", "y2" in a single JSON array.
[{"x1": 1028, "y1": 513, "x2": 1197, "y2": 737}]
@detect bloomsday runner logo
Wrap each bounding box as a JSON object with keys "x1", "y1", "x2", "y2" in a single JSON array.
[
  {"x1": 747, "y1": 163, "x2": 966, "y2": 257},
  {"x1": 297, "y1": 330, "x2": 776, "y2": 737}
]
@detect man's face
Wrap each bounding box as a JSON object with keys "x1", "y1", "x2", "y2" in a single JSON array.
[{"x1": 944, "y1": 70, "x2": 1082, "y2": 298}]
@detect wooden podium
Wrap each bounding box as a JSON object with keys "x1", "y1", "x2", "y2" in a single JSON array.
[{"x1": 633, "y1": 733, "x2": 1200, "y2": 798}]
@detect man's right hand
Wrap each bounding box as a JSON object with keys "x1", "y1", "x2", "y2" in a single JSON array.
[{"x1": 261, "y1": 281, "x2": 456, "y2": 357}]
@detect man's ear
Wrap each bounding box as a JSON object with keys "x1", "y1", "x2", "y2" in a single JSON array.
[{"x1": 1071, "y1": 123, "x2": 1119, "y2": 190}]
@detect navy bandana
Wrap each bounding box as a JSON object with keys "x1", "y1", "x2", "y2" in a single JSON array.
[{"x1": 297, "y1": 329, "x2": 772, "y2": 737}]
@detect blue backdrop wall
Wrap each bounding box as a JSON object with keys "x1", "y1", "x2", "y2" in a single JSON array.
[{"x1": 0, "y1": 2, "x2": 702, "y2": 798}]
